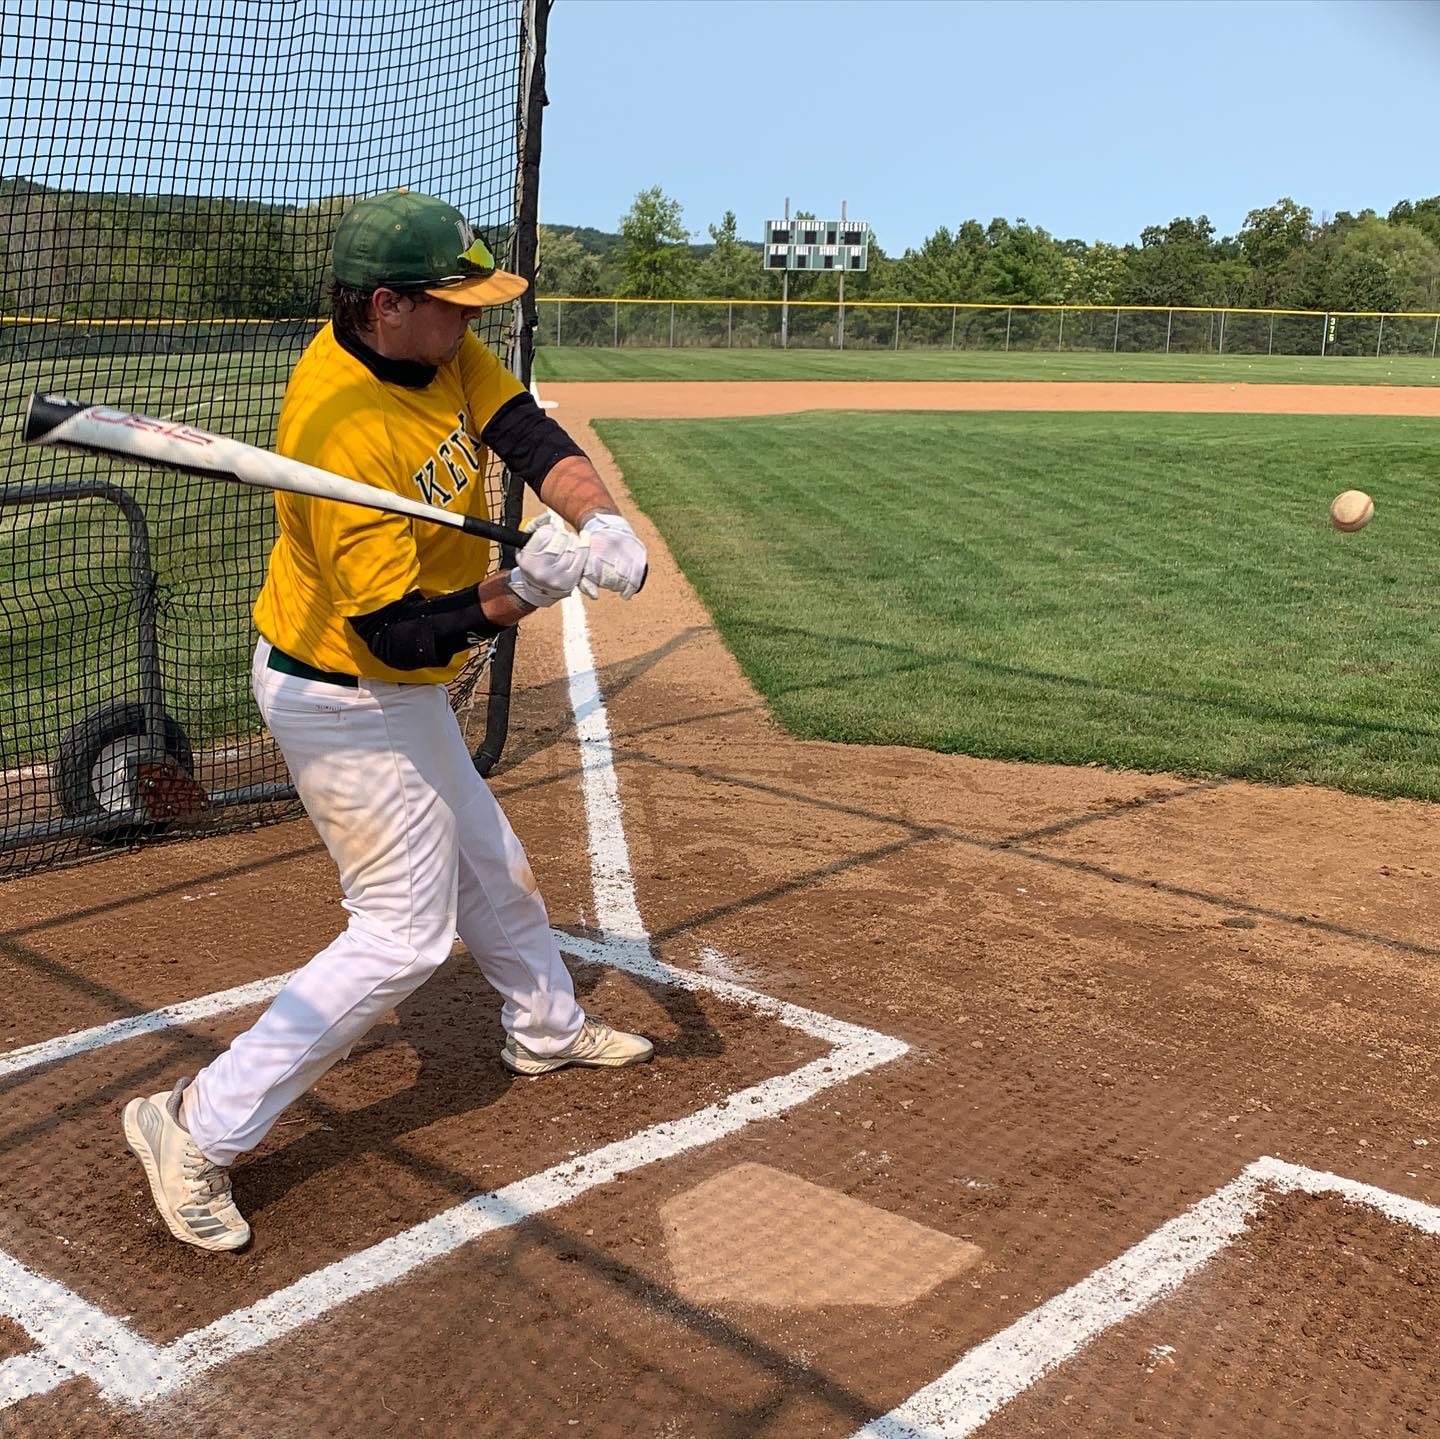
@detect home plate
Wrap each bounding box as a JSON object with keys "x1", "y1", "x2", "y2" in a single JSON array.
[{"x1": 661, "y1": 1162, "x2": 982, "y2": 1308}]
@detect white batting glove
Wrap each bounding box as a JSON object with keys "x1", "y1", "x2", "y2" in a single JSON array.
[
  {"x1": 507, "y1": 515, "x2": 590, "y2": 609},
  {"x1": 580, "y1": 512, "x2": 648, "y2": 601}
]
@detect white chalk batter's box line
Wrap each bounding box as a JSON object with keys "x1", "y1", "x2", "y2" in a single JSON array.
[
  {"x1": 854, "y1": 1154, "x2": 1440, "y2": 1439},
  {"x1": 5, "y1": 991, "x2": 1439, "y2": 1434},
  {"x1": 0, "y1": 930, "x2": 909, "y2": 1411}
]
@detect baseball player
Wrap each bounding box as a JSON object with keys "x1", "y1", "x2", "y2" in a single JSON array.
[{"x1": 121, "y1": 190, "x2": 652, "y2": 1253}]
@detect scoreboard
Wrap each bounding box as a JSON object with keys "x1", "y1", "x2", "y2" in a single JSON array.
[{"x1": 764, "y1": 217, "x2": 869, "y2": 273}]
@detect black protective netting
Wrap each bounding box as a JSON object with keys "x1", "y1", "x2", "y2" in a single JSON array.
[{"x1": 1, "y1": 0, "x2": 540, "y2": 876}]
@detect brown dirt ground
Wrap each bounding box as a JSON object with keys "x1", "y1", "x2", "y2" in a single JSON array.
[
  {"x1": 3, "y1": 381, "x2": 1439, "y2": 1437},
  {"x1": 544, "y1": 378, "x2": 1440, "y2": 418},
  {"x1": 0, "y1": 1318, "x2": 29, "y2": 1366}
]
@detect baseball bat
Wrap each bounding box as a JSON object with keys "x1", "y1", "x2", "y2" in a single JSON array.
[{"x1": 21, "y1": 392, "x2": 532, "y2": 550}]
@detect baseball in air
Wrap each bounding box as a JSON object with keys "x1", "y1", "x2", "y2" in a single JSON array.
[{"x1": 1329, "y1": 489, "x2": 1374, "y2": 533}]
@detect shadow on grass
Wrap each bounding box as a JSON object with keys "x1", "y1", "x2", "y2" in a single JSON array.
[{"x1": 726, "y1": 617, "x2": 1440, "y2": 752}]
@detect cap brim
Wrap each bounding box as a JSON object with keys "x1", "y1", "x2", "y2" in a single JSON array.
[{"x1": 424, "y1": 269, "x2": 529, "y2": 307}]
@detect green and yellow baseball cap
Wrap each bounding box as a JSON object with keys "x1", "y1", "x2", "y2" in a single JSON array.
[{"x1": 332, "y1": 189, "x2": 528, "y2": 307}]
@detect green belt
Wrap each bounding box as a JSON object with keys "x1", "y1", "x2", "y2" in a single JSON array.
[{"x1": 266, "y1": 645, "x2": 359, "y2": 689}]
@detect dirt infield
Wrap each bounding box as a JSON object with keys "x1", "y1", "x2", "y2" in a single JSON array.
[
  {"x1": 544, "y1": 378, "x2": 1440, "y2": 418},
  {"x1": 2, "y1": 382, "x2": 1438, "y2": 1437}
]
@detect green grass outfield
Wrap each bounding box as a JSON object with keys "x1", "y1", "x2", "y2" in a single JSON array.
[
  {"x1": 1, "y1": 348, "x2": 297, "y2": 763},
  {"x1": 0, "y1": 348, "x2": 294, "y2": 449},
  {"x1": 594, "y1": 410, "x2": 1440, "y2": 801},
  {"x1": 537, "y1": 347, "x2": 1440, "y2": 386}
]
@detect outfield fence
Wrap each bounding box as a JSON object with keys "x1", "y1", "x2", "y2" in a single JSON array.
[{"x1": 534, "y1": 298, "x2": 1440, "y2": 360}]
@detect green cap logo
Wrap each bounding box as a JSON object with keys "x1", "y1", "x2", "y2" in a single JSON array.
[{"x1": 458, "y1": 233, "x2": 496, "y2": 275}]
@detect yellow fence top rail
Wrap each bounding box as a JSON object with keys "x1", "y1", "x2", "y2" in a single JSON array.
[{"x1": 0, "y1": 316, "x2": 305, "y2": 326}]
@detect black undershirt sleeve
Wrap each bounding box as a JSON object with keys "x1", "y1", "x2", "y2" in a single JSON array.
[
  {"x1": 348, "y1": 588, "x2": 503, "y2": 671},
  {"x1": 480, "y1": 391, "x2": 587, "y2": 494},
  {"x1": 349, "y1": 395, "x2": 582, "y2": 670}
]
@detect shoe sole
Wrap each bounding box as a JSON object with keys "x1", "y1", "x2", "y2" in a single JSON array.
[
  {"x1": 501, "y1": 1045, "x2": 655, "y2": 1077},
  {"x1": 121, "y1": 1100, "x2": 249, "y2": 1254}
]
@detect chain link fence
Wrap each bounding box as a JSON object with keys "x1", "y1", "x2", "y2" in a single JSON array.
[{"x1": 536, "y1": 298, "x2": 1440, "y2": 360}]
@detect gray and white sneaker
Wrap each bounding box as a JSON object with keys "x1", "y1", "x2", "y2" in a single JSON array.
[
  {"x1": 502, "y1": 1017, "x2": 654, "y2": 1077},
  {"x1": 122, "y1": 1079, "x2": 250, "y2": 1253}
]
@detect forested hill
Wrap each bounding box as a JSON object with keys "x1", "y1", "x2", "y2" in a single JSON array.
[
  {"x1": 542, "y1": 222, "x2": 763, "y2": 264},
  {"x1": 3, "y1": 175, "x2": 1439, "y2": 318},
  {"x1": 0, "y1": 179, "x2": 348, "y2": 318}
]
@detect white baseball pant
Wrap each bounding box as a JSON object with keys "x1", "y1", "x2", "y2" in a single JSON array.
[{"x1": 182, "y1": 638, "x2": 585, "y2": 1165}]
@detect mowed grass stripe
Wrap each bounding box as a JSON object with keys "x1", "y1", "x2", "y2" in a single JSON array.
[
  {"x1": 537, "y1": 347, "x2": 1440, "y2": 386},
  {"x1": 594, "y1": 410, "x2": 1440, "y2": 800}
]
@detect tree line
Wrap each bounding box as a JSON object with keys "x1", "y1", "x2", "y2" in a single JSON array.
[
  {"x1": 4, "y1": 177, "x2": 1438, "y2": 320},
  {"x1": 0, "y1": 182, "x2": 351, "y2": 320},
  {"x1": 540, "y1": 186, "x2": 1440, "y2": 314}
]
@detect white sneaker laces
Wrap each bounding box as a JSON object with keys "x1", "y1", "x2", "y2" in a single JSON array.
[
  {"x1": 578, "y1": 1019, "x2": 610, "y2": 1050},
  {"x1": 183, "y1": 1152, "x2": 232, "y2": 1206}
]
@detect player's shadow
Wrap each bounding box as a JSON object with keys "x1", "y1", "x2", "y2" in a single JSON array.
[
  {"x1": 488, "y1": 623, "x2": 716, "y2": 772},
  {"x1": 730, "y1": 617, "x2": 1440, "y2": 744},
  {"x1": 235, "y1": 948, "x2": 720, "y2": 1213}
]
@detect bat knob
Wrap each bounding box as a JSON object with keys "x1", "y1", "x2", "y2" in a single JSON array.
[{"x1": 23, "y1": 392, "x2": 88, "y2": 444}]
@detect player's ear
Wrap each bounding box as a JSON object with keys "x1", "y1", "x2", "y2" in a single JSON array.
[{"x1": 370, "y1": 287, "x2": 408, "y2": 328}]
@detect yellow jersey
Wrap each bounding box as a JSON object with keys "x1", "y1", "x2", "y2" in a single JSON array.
[{"x1": 253, "y1": 324, "x2": 524, "y2": 684}]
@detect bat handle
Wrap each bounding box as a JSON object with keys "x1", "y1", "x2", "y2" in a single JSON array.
[
  {"x1": 460, "y1": 513, "x2": 533, "y2": 549},
  {"x1": 467, "y1": 520, "x2": 649, "y2": 592},
  {"x1": 465, "y1": 515, "x2": 648, "y2": 593}
]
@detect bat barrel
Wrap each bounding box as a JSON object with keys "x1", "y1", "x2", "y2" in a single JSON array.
[
  {"x1": 20, "y1": 390, "x2": 537, "y2": 553},
  {"x1": 23, "y1": 392, "x2": 88, "y2": 444}
]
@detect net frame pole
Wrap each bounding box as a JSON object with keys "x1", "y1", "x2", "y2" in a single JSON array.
[{"x1": 475, "y1": 0, "x2": 552, "y2": 777}]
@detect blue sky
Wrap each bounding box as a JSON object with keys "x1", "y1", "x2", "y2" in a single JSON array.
[{"x1": 542, "y1": 0, "x2": 1440, "y2": 254}]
